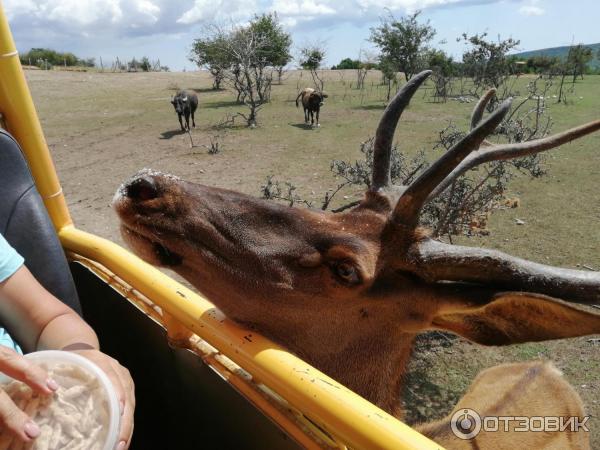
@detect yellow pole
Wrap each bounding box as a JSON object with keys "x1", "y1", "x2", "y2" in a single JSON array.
[{"x1": 0, "y1": 2, "x2": 72, "y2": 230}]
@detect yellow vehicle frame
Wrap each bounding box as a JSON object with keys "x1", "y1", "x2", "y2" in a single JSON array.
[{"x1": 0, "y1": 5, "x2": 441, "y2": 449}]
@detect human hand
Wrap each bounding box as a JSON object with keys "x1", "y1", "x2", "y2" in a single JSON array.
[
  {"x1": 68, "y1": 349, "x2": 135, "y2": 450},
  {"x1": 0, "y1": 345, "x2": 57, "y2": 444}
]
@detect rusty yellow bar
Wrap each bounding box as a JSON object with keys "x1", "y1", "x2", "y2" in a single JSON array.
[
  {"x1": 0, "y1": 3, "x2": 443, "y2": 448},
  {"x1": 60, "y1": 226, "x2": 441, "y2": 450}
]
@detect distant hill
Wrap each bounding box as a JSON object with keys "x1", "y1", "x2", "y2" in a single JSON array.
[{"x1": 513, "y1": 43, "x2": 600, "y2": 69}]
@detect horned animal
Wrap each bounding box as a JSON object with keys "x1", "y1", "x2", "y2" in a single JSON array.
[
  {"x1": 295, "y1": 87, "x2": 327, "y2": 127},
  {"x1": 171, "y1": 90, "x2": 198, "y2": 131},
  {"x1": 114, "y1": 71, "x2": 600, "y2": 448}
]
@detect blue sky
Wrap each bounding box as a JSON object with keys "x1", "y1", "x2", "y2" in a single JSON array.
[{"x1": 5, "y1": 0, "x2": 599, "y2": 71}]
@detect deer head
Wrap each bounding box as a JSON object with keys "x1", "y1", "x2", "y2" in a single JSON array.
[{"x1": 113, "y1": 71, "x2": 600, "y2": 415}]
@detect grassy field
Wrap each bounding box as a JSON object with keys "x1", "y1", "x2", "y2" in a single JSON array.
[{"x1": 25, "y1": 68, "x2": 600, "y2": 446}]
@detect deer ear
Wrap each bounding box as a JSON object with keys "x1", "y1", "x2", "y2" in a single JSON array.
[{"x1": 431, "y1": 292, "x2": 600, "y2": 345}]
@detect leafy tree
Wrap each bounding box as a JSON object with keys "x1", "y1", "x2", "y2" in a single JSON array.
[
  {"x1": 566, "y1": 44, "x2": 593, "y2": 81},
  {"x1": 524, "y1": 55, "x2": 561, "y2": 74},
  {"x1": 189, "y1": 35, "x2": 231, "y2": 89},
  {"x1": 299, "y1": 46, "x2": 325, "y2": 70},
  {"x1": 369, "y1": 11, "x2": 436, "y2": 81},
  {"x1": 299, "y1": 44, "x2": 326, "y2": 91},
  {"x1": 140, "y1": 57, "x2": 152, "y2": 72},
  {"x1": 332, "y1": 58, "x2": 361, "y2": 70},
  {"x1": 425, "y1": 49, "x2": 455, "y2": 101},
  {"x1": 379, "y1": 55, "x2": 398, "y2": 101},
  {"x1": 249, "y1": 13, "x2": 292, "y2": 82},
  {"x1": 459, "y1": 33, "x2": 520, "y2": 97},
  {"x1": 19, "y1": 48, "x2": 93, "y2": 68}
]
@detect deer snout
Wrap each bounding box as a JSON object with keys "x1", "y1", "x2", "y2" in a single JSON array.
[{"x1": 124, "y1": 176, "x2": 159, "y2": 201}]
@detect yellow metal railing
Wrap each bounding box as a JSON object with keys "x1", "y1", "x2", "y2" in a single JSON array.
[{"x1": 0, "y1": 4, "x2": 442, "y2": 449}]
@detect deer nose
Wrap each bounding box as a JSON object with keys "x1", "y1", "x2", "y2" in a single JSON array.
[{"x1": 125, "y1": 176, "x2": 158, "y2": 201}]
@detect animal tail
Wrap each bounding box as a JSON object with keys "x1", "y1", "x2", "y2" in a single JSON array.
[{"x1": 295, "y1": 91, "x2": 302, "y2": 108}]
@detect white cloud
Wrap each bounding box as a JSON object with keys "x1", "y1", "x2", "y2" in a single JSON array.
[
  {"x1": 4, "y1": 0, "x2": 190, "y2": 37},
  {"x1": 519, "y1": 5, "x2": 544, "y2": 15},
  {"x1": 518, "y1": 0, "x2": 544, "y2": 16},
  {"x1": 177, "y1": 0, "x2": 258, "y2": 25},
  {"x1": 265, "y1": 0, "x2": 502, "y2": 28}
]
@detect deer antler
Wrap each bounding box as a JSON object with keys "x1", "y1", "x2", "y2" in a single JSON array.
[
  {"x1": 470, "y1": 88, "x2": 497, "y2": 130},
  {"x1": 371, "y1": 70, "x2": 432, "y2": 191},
  {"x1": 412, "y1": 239, "x2": 600, "y2": 304},
  {"x1": 392, "y1": 99, "x2": 513, "y2": 227},
  {"x1": 370, "y1": 71, "x2": 600, "y2": 304},
  {"x1": 428, "y1": 119, "x2": 600, "y2": 200}
]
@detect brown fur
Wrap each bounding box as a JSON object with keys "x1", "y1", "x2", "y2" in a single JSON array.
[
  {"x1": 113, "y1": 168, "x2": 599, "y2": 449},
  {"x1": 295, "y1": 87, "x2": 327, "y2": 127}
]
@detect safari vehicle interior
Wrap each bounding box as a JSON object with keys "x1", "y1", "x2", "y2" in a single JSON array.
[{"x1": 0, "y1": 5, "x2": 440, "y2": 450}]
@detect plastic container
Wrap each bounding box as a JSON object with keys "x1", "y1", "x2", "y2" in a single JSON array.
[{"x1": 0, "y1": 350, "x2": 120, "y2": 450}]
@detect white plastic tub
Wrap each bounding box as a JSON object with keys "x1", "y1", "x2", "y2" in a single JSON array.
[{"x1": 0, "y1": 350, "x2": 120, "y2": 450}]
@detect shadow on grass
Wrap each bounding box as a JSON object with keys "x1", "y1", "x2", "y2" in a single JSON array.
[
  {"x1": 159, "y1": 129, "x2": 186, "y2": 140},
  {"x1": 204, "y1": 100, "x2": 242, "y2": 108},
  {"x1": 191, "y1": 87, "x2": 226, "y2": 94},
  {"x1": 352, "y1": 104, "x2": 386, "y2": 111},
  {"x1": 289, "y1": 122, "x2": 316, "y2": 131}
]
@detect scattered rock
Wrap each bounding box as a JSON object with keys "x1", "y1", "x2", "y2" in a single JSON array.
[{"x1": 515, "y1": 219, "x2": 525, "y2": 225}]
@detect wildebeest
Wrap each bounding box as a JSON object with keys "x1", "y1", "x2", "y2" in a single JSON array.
[
  {"x1": 171, "y1": 90, "x2": 198, "y2": 131},
  {"x1": 295, "y1": 88, "x2": 328, "y2": 127}
]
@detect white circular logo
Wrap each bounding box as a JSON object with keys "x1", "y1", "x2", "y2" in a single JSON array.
[{"x1": 450, "y1": 408, "x2": 482, "y2": 440}]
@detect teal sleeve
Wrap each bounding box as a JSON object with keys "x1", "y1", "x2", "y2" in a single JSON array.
[{"x1": 0, "y1": 233, "x2": 24, "y2": 283}]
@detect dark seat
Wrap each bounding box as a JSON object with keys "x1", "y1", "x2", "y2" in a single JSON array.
[{"x1": 0, "y1": 129, "x2": 81, "y2": 315}]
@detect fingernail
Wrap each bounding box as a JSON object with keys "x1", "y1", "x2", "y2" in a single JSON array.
[
  {"x1": 116, "y1": 440, "x2": 126, "y2": 450},
  {"x1": 46, "y1": 378, "x2": 59, "y2": 391},
  {"x1": 24, "y1": 421, "x2": 40, "y2": 438}
]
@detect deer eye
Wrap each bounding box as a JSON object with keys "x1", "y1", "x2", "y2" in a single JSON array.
[{"x1": 332, "y1": 261, "x2": 361, "y2": 285}]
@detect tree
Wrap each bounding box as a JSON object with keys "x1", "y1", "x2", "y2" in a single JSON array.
[
  {"x1": 192, "y1": 19, "x2": 284, "y2": 127},
  {"x1": 459, "y1": 33, "x2": 520, "y2": 98},
  {"x1": 19, "y1": 48, "x2": 93, "y2": 69},
  {"x1": 425, "y1": 49, "x2": 455, "y2": 102},
  {"x1": 566, "y1": 44, "x2": 593, "y2": 82},
  {"x1": 140, "y1": 57, "x2": 152, "y2": 72},
  {"x1": 249, "y1": 13, "x2": 292, "y2": 83},
  {"x1": 379, "y1": 55, "x2": 398, "y2": 102},
  {"x1": 369, "y1": 11, "x2": 436, "y2": 81},
  {"x1": 332, "y1": 58, "x2": 361, "y2": 70},
  {"x1": 299, "y1": 44, "x2": 326, "y2": 91},
  {"x1": 189, "y1": 35, "x2": 231, "y2": 89}
]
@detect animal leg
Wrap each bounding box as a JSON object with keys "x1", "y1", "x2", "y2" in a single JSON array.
[
  {"x1": 185, "y1": 112, "x2": 190, "y2": 131},
  {"x1": 178, "y1": 114, "x2": 185, "y2": 131},
  {"x1": 316, "y1": 109, "x2": 320, "y2": 128},
  {"x1": 192, "y1": 111, "x2": 196, "y2": 128}
]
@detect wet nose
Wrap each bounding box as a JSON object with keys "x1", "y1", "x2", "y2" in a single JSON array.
[{"x1": 125, "y1": 176, "x2": 158, "y2": 201}]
